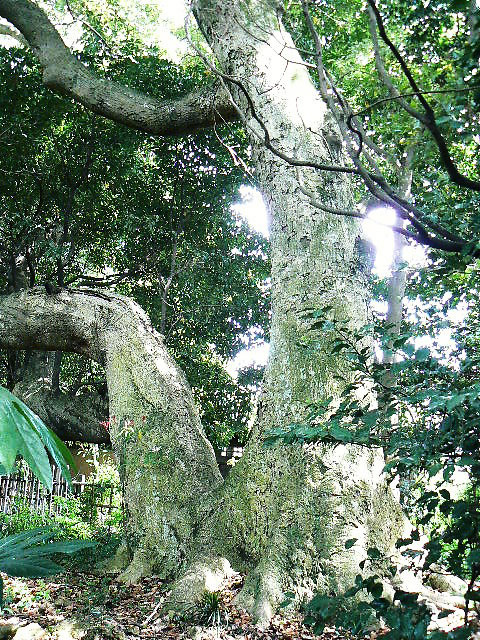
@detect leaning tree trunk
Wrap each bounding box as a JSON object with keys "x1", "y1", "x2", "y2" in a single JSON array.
[
  {"x1": 185, "y1": 0, "x2": 405, "y2": 624},
  {"x1": 0, "y1": 288, "x2": 222, "y2": 582}
]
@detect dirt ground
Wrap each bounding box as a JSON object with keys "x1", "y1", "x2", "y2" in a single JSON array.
[
  {"x1": 2, "y1": 568, "x2": 476, "y2": 640},
  {"x1": 1, "y1": 571, "x2": 366, "y2": 640}
]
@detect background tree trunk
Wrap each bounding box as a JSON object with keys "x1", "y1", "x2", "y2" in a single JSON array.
[{"x1": 11, "y1": 351, "x2": 110, "y2": 444}]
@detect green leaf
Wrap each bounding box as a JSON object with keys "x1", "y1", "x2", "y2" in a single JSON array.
[
  {"x1": 0, "y1": 386, "x2": 75, "y2": 489},
  {"x1": 330, "y1": 424, "x2": 353, "y2": 442},
  {"x1": 0, "y1": 557, "x2": 63, "y2": 578},
  {"x1": 437, "y1": 609, "x2": 455, "y2": 618},
  {"x1": 27, "y1": 539, "x2": 96, "y2": 556},
  {"x1": 446, "y1": 394, "x2": 465, "y2": 410},
  {"x1": 10, "y1": 406, "x2": 52, "y2": 491},
  {"x1": 369, "y1": 582, "x2": 383, "y2": 598},
  {"x1": 345, "y1": 538, "x2": 358, "y2": 549},
  {"x1": 0, "y1": 410, "x2": 21, "y2": 473},
  {"x1": 0, "y1": 528, "x2": 96, "y2": 579},
  {"x1": 449, "y1": 0, "x2": 469, "y2": 12},
  {"x1": 467, "y1": 549, "x2": 480, "y2": 566},
  {"x1": 414, "y1": 348, "x2": 430, "y2": 362}
]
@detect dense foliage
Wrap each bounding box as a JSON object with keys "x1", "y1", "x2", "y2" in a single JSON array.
[
  {"x1": 267, "y1": 301, "x2": 480, "y2": 636},
  {"x1": 0, "y1": 45, "x2": 270, "y2": 446}
]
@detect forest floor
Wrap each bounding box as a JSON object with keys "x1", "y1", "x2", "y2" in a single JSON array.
[
  {"x1": 1, "y1": 570, "x2": 377, "y2": 640},
  {"x1": 1, "y1": 569, "x2": 474, "y2": 640}
]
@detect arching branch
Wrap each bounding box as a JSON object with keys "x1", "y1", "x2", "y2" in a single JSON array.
[{"x1": 0, "y1": 0, "x2": 238, "y2": 136}]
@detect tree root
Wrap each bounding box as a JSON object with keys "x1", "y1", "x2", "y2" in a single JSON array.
[
  {"x1": 391, "y1": 569, "x2": 466, "y2": 612},
  {"x1": 162, "y1": 557, "x2": 234, "y2": 616},
  {"x1": 95, "y1": 543, "x2": 130, "y2": 575},
  {"x1": 117, "y1": 548, "x2": 156, "y2": 585},
  {"x1": 234, "y1": 558, "x2": 285, "y2": 630}
]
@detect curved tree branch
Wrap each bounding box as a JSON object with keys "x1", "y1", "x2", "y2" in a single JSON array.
[
  {"x1": 367, "y1": 0, "x2": 480, "y2": 191},
  {"x1": 0, "y1": 286, "x2": 223, "y2": 582},
  {"x1": 0, "y1": 0, "x2": 238, "y2": 136},
  {"x1": 0, "y1": 23, "x2": 27, "y2": 46}
]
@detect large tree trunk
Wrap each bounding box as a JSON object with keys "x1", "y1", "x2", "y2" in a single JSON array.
[
  {"x1": 0, "y1": 288, "x2": 222, "y2": 583},
  {"x1": 185, "y1": 0, "x2": 405, "y2": 624}
]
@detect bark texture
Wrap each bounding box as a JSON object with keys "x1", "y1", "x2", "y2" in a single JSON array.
[
  {"x1": 189, "y1": 0, "x2": 405, "y2": 624},
  {"x1": 0, "y1": 288, "x2": 222, "y2": 582}
]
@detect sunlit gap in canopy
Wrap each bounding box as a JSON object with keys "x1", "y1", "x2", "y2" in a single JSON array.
[
  {"x1": 227, "y1": 197, "x2": 429, "y2": 377},
  {"x1": 227, "y1": 186, "x2": 270, "y2": 378},
  {"x1": 363, "y1": 205, "x2": 427, "y2": 329},
  {"x1": 365, "y1": 207, "x2": 469, "y2": 358},
  {"x1": 362, "y1": 206, "x2": 428, "y2": 278}
]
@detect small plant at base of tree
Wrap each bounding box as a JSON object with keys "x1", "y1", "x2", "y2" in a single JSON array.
[{"x1": 0, "y1": 386, "x2": 96, "y2": 608}]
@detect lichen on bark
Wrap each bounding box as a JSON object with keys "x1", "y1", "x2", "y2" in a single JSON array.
[{"x1": 188, "y1": 0, "x2": 406, "y2": 623}]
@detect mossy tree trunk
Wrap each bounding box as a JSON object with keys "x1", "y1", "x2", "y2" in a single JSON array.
[
  {"x1": 0, "y1": 288, "x2": 222, "y2": 583},
  {"x1": 185, "y1": 0, "x2": 405, "y2": 624}
]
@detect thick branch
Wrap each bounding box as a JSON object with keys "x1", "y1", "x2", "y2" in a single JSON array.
[
  {"x1": 0, "y1": 286, "x2": 223, "y2": 582},
  {"x1": 10, "y1": 349, "x2": 109, "y2": 443},
  {"x1": 0, "y1": 0, "x2": 238, "y2": 136},
  {"x1": 0, "y1": 288, "x2": 108, "y2": 360},
  {"x1": 15, "y1": 384, "x2": 110, "y2": 443},
  {"x1": 0, "y1": 23, "x2": 27, "y2": 46}
]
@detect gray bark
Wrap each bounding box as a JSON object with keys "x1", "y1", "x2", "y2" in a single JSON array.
[
  {"x1": 12, "y1": 351, "x2": 109, "y2": 444},
  {"x1": 189, "y1": 0, "x2": 404, "y2": 625},
  {"x1": 384, "y1": 148, "x2": 414, "y2": 355},
  {"x1": 0, "y1": 0, "x2": 238, "y2": 136},
  {"x1": 0, "y1": 288, "x2": 222, "y2": 582}
]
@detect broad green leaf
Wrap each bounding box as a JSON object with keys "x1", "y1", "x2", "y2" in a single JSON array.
[
  {"x1": 0, "y1": 411, "x2": 21, "y2": 473},
  {"x1": 0, "y1": 528, "x2": 96, "y2": 580},
  {"x1": 330, "y1": 424, "x2": 353, "y2": 442},
  {"x1": 0, "y1": 557, "x2": 63, "y2": 578},
  {"x1": 446, "y1": 394, "x2": 465, "y2": 411},
  {"x1": 14, "y1": 402, "x2": 75, "y2": 487},
  {"x1": 26, "y1": 539, "x2": 95, "y2": 556},
  {"x1": 15, "y1": 417, "x2": 52, "y2": 491},
  {"x1": 0, "y1": 386, "x2": 75, "y2": 489}
]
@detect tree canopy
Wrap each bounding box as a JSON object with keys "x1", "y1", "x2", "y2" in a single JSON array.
[{"x1": 0, "y1": 43, "x2": 270, "y2": 446}]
